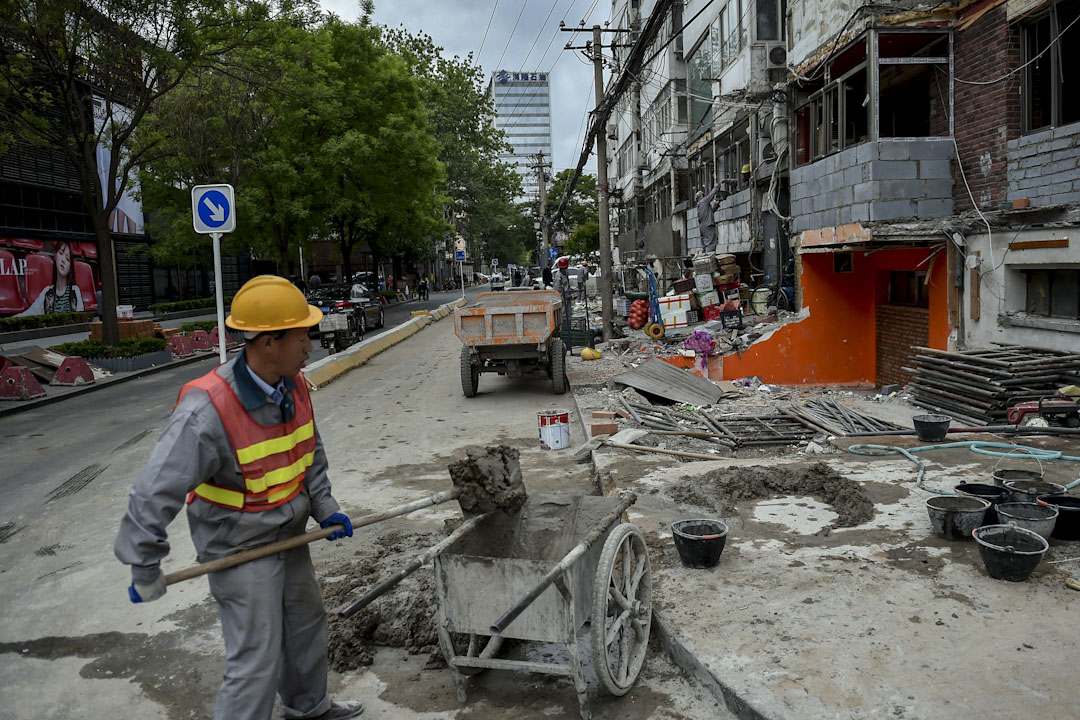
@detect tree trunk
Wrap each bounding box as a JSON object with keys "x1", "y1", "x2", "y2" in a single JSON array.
[{"x1": 89, "y1": 213, "x2": 120, "y2": 346}]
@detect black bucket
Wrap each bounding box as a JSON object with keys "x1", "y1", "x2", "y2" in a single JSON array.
[
  {"x1": 912, "y1": 414, "x2": 950, "y2": 442},
  {"x1": 973, "y1": 524, "x2": 1048, "y2": 582},
  {"x1": 955, "y1": 483, "x2": 1010, "y2": 524},
  {"x1": 925, "y1": 495, "x2": 990, "y2": 540},
  {"x1": 1004, "y1": 479, "x2": 1065, "y2": 504},
  {"x1": 672, "y1": 519, "x2": 728, "y2": 569},
  {"x1": 1036, "y1": 494, "x2": 1080, "y2": 540}
]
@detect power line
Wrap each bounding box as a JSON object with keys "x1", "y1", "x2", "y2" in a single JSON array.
[
  {"x1": 493, "y1": 0, "x2": 531, "y2": 74},
  {"x1": 476, "y1": 0, "x2": 500, "y2": 64}
]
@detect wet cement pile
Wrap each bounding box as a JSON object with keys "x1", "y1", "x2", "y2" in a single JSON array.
[
  {"x1": 669, "y1": 462, "x2": 875, "y2": 531},
  {"x1": 449, "y1": 444, "x2": 528, "y2": 516},
  {"x1": 322, "y1": 529, "x2": 443, "y2": 672}
]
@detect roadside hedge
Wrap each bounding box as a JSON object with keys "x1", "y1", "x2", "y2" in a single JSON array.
[
  {"x1": 51, "y1": 338, "x2": 168, "y2": 358},
  {"x1": 179, "y1": 321, "x2": 219, "y2": 332},
  {"x1": 0, "y1": 312, "x2": 94, "y2": 333},
  {"x1": 148, "y1": 296, "x2": 233, "y2": 315}
]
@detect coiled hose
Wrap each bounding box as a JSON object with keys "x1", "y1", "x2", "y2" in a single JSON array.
[{"x1": 847, "y1": 441, "x2": 1080, "y2": 495}]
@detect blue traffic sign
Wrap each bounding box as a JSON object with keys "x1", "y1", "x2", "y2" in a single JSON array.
[
  {"x1": 547, "y1": 247, "x2": 558, "y2": 259},
  {"x1": 191, "y1": 184, "x2": 236, "y2": 234},
  {"x1": 454, "y1": 250, "x2": 466, "y2": 262},
  {"x1": 491, "y1": 258, "x2": 499, "y2": 267}
]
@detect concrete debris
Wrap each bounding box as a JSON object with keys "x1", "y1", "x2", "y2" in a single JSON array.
[{"x1": 447, "y1": 445, "x2": 528, "y2": 516}]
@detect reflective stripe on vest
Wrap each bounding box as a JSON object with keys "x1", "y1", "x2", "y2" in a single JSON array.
[{"x1": 178, "y1": 368, "x2": 316, "y2": 512}]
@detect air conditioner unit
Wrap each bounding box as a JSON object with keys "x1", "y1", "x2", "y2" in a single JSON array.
[
  {"x1": 765, "y1": 43, "x2": 788, "y2": 70},
  {"x1": 607, "y1": 123, "x2": 618, "y2": 140}
]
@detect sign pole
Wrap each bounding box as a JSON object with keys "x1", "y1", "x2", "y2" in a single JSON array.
[
  {"x1": 211, "y1": 232, "x2": 227, "y2": 364},
  {"x1": 459, "y1": 259, "x2": 465, "y2": 300}
]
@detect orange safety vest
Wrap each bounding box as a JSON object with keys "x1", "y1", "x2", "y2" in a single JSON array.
[{"x1": 179, "y1": 369, "x2": 316, "y2": 512}]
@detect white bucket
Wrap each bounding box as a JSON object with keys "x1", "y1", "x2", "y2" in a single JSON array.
[{"x1": 538, "y1": 409, "x2": 571, "y2": 450}]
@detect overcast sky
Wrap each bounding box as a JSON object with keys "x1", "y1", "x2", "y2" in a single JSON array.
[{"x1": 319, "y1": 0, "x2": 604, "y2": 174}]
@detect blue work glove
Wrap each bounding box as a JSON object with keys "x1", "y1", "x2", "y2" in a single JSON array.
[
  {"x1": 320, "y1": 512, "x2": 353, "y2": 541},
  {"x1": 128, "y1": 568, "x2": 166, "y2": 604}
]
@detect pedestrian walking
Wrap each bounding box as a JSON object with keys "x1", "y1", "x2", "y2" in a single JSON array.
[
  {"x1": 114, "y1": 275, "x2": 364, "y2": 720},
  {"x1": 542, "y1": 265, "x2": 553, "y2": 289},
  {"x1": 552, "y1": 256, "x2": 573, "y2": 327},
  {"x1": 419, "y1": 276, "x2": 428, "y2": 300}
]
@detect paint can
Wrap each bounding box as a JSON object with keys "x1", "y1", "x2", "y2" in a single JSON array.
[{"x1": 538, "y1": 409, "x2": 570, "y2": 450}]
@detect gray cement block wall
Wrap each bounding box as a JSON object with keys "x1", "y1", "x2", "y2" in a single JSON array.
[
  {"x1": 1006, "y1": 122, "x2": 1080, "y2": 206},
  {"x1": 791, "y1": 139, "x2": 955, "y2": 232}
]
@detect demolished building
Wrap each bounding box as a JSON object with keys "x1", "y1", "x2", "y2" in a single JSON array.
[{"x1": 604, "y1": 0, "x2": 1079, "y2": 387}]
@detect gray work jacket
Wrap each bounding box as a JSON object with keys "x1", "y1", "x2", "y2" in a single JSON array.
[{"x1": 114, "y1": 353, "x2": 340, "y2": 584}]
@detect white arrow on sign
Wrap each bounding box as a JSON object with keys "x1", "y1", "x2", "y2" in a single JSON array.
[{"x1": 202, "y1": 197, "x2": 226, "y2": 222}]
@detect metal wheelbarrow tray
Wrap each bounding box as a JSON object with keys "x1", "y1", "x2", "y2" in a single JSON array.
[{"x1": 433, "y1": 493, "x2": 652, "y2": 720}]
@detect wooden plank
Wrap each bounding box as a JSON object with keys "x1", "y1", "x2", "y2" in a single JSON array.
[
  {"x1": 1008, "y1": 238, "x2": 1068, "y2": 251},
  {"x1": 969, "y1": 250, "x2": 981, "y2": 320},
  {"x1": 613, "y1": 358, "x2": 723, "y2": 406}
]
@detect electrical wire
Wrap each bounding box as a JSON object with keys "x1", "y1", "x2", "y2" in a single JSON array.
[
  {"x1": 492, "y1": 0, "x2": 531, "y2": 75},
  {"x1": 476, "y1": 0, "x2": 500, "y2": 64},
  {"x1": 947, "y1": 11, "x2": 1080, "y2": 86}
]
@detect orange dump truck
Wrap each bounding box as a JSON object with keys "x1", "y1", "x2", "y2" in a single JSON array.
[{"x1": 454, "y1": 289, "x2": 567, "y2": 397}]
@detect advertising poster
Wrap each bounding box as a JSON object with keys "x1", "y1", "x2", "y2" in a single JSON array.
[
  {"x1": 0, "y1": 238, "x2": 100, "y2": 317},
  {"x1": 93, "y1": 95, "x2": 144, "y2": 234}
]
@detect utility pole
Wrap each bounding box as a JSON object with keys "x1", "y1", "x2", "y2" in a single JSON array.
[
  {"x1": 592, "y1": 26, "x2": 614, "y2": 341},
  {"x1": 531, "y1": 151, "x2": 552, "y2": 266}
]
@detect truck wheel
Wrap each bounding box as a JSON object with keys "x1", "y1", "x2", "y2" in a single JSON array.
[
  {"x1": 461, "y1": 346, "x2": 479, "y2": 397},
  {"x1": 550, "y1": 337, "x2": 567, "y2": 394}
]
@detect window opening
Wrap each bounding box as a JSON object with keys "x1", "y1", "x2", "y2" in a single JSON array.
[
  {"x1": 876, "y1": 31, "x2": 951, "y2": 139},
  {"x1": 889, "y1": 270, "x2": 929, "y2": 307},
  {"x1": 1025, "y1": 269, "x2": 1080, "y2": 318},
  {"x1": 757, "y1": 0, "x2": 780, "y2": 41},
  {"x1": 1023, "y1": 1, "x2": 1080, "y2": 132}
]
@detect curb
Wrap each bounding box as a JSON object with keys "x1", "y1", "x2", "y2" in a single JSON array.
[
  {"x1": 566, "y1": 380, "x2": 770, "y2": 720},
  {"x1": 0, "y1": 349, "x2": 219, "y2": 418},
  {"x1": 0, "y1": 323, "x2": 92, "y2": 344},
  {"x1": 303, "y1": 298, "x2": 465, "y2": 389}
]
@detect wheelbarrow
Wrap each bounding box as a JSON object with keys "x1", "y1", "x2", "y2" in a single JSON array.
[{"x1": 432, "y1": 492, "x2": 651, "y2": 720}]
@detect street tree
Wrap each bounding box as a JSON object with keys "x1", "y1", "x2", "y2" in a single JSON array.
[
  {"x1": 0, "y1": 0, "x2": 310, "y2": 344},
  {"x1": 549, "y1": 169, "x2": 598, "y2": 232},
  {"x1": 564, "y1": 220, "x2": 599, "y2": 256}
]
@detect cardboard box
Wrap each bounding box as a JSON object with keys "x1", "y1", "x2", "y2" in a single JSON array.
[
  {"x1": 715, "y1": 253, "x2": 736, "y2": 266},
  {"x1": 657, "y1": 294, "x2": 692, "y2": 313},
  {"x1": 661, "y1": 310, "x2": 690, "y2": 328},
  {"x1": 715, "y1": 273, "x2": 739, "y2": 286},
  {"x1": 673, "y1": 277, "x2": 696, "y2": 293},
  {"x1": 702, "y1": 305, "x2": 723, "y2": 321},
  {"x1": 697, "y1": 290, "x2": 719, "y2": 307},
  {"x1": 720, "y1": 263, "x2": 741, "y2": 275},
  {"x1": 693, "y1": 273, "x2": 714, "y2": 293}
]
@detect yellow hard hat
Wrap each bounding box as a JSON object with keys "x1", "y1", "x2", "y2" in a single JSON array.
[{"x1": 225, "y1": 275, "x2": 322, "y2": 331}]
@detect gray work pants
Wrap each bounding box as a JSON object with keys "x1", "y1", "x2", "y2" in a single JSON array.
[{"x1": 208, "y1": 545, "x2": 331, "y2": 720}]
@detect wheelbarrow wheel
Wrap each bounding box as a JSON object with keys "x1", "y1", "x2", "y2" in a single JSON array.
[
  {"x1": 460, "y1": 346, "x2": 479, "y2": 397},
  {"x1": 591, "y1": 523, "x2": 651, "y2": 696}
]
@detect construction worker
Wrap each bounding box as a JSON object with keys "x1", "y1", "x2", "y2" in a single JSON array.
[
  {"x1": 114, "y1": 275, "x2": 363, "y2": 720},
  {"x1": 552, "y1": 256, "x2": 573, "y2": 326}
]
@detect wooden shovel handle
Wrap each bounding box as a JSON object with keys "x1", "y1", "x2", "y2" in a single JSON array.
[{"x1": 164, "y1": 525, "x2": 340, "y2": 585}]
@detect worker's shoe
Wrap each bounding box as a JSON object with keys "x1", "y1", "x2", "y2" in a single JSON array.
[{"x1": 310, "y1": 701, "x2": 363, "y2": 720}]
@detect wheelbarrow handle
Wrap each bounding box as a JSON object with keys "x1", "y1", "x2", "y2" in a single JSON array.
[
  {"x1": 337, "y1": 512, "x2": 488, "y2": 620},
  {"x1": 164, "y1": 488, "x2": 462, "y2": 586},
  {"x1": 490, "y1": 492, "x2": 636, "y2": 635}
]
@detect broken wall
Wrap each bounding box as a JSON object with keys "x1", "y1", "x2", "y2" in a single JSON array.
[
  {"x1": 721, "y1": 246, "x2": 949, "y2": 384},
  {"x1": 953, "y1": 4, "x2": 1021, "y2": 211}
]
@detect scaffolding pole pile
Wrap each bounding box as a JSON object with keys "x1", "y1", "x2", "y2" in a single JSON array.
[{"x1": 907, "y1": 346, "x2": 1080, "y2": 426}]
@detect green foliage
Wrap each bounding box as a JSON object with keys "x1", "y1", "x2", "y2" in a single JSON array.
[
  {"x1": 565, "y1": 221, "x2": 600, "y2": 256},
  {"x1": 52, "y1": 338, "x2": 167, "y2": 358},
  {"x1": 148, "y1": 296, "x2": 232, "y2": 315},
  {"x1": 179, "y1": 321, "x2": 219, "y2": 332},
  {"x1": 549, "y1": 170, "x2": 598, "y2": 231},
  {"x1": 0, "y1": 312, "x2": 93, "y2": 333}
]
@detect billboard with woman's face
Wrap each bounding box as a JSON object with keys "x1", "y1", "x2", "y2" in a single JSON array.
[{"x1": 0, "y1": 238, "x2": 101, "y2": 317}]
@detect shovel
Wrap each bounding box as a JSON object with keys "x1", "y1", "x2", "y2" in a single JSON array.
[{"x1": 163, "y1": 488, "x2": 463, "y2": 586}]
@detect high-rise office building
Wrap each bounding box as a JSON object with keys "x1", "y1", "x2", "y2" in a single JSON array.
[{"x1": 489, "y1": 70, "x2": 552, "y2": 201}]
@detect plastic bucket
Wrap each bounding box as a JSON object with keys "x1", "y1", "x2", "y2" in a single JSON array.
[
  {"x1": 672, "y1": 519, "x2": 728, "y2": 569},
  {"x1": 991, "y1": 450, "x2": 1044, "y2": 487},
  {"x1": 925, "y1": 495, "x2": 990, "y2": 540},
  {"x1": 1004, "y1": 479, "x2": 1064, "y2": 504},
  {"x1": 538, "y1": 409, "x2": 571, "y2": 450},
  {"x1": 912, "y1": 414, "x2": 950, "y2": 442},
  {"x1": 1036, "y1": 494, "x2": 1080, "y2": 540},
  {"x1": 995, "y1": 502, "x2": 1058, "y2": 541},
  {"x1": 973, "y1": 524, "x2": 1048, "y2": 582},
  {"x1": 955, "y1": 483, "x2": 1010, "y2": 524}
]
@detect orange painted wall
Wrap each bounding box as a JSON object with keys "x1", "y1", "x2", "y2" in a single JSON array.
[{"x1": 721, "y1": 246, "x2": 950, "y2": 385}]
